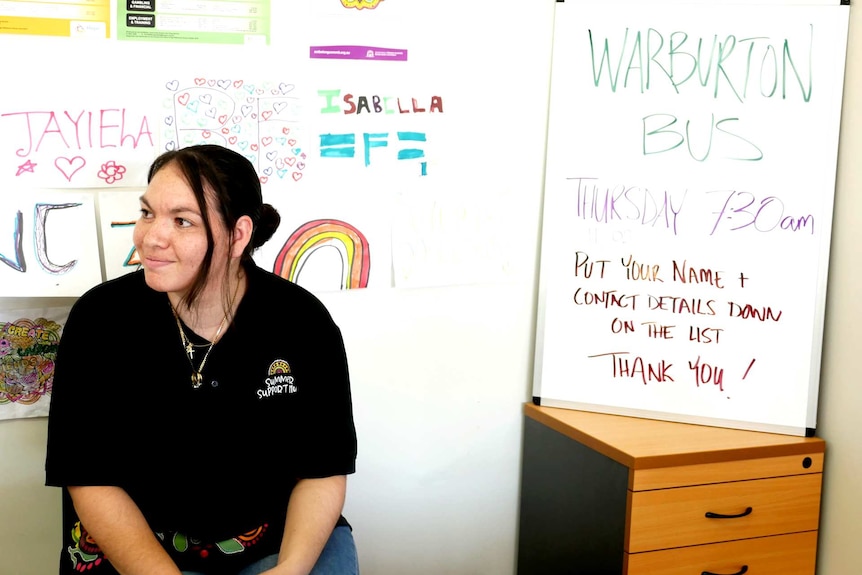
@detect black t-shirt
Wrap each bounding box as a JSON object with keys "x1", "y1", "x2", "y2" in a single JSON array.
[{"x1": 45, "y1": 265, "x2": 357, "y2": 573}]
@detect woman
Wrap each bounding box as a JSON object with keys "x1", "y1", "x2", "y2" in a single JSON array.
[{"x1": 46, "y1": 145, "x2": 358, "y2": 575}]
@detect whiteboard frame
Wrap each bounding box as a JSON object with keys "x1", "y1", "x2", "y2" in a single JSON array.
[{"x1": 532, "y1": 1, "x2": 851, "y2": 436}]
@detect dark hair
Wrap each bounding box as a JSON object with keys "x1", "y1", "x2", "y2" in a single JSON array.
[{"x1": 147, "y1": 144, "x2": 280, "y2": 308}]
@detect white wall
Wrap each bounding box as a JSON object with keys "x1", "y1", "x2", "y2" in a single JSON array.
[
  {"x1": 815, "y1": 5, "x2": 862, "y2": 574},
  {"x1": 1, "y1": 2, "x2": 860, "y2": 575},
  {"x1": 322, "y1": 284, "x2": 538, "y2": 574},
  {"x1": 0, "y1": 2, "x2": 553, "y2": 574}
]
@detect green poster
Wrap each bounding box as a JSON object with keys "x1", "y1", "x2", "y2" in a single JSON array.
[{"x1": 117, "y1": 0, "x2": 270, "y2": 45}]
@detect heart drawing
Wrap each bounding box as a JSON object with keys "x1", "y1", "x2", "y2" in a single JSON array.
[{"x1": 54, "y1": 156, "x2": 86, "y2": 182}]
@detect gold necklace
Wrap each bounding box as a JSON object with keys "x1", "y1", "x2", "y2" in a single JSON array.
[
  {"x1": 172, "y1": 309, "x2": 228, "y2": 389},
  {"x1": 170, "y1": 280, "x2": 241, "y2": 389}
]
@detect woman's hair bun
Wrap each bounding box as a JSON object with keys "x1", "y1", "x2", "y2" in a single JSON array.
[{"x1": 253, "y1": 203, "x2": 281, "y2": 248}]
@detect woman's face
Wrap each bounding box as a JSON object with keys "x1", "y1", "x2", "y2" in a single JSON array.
[{"x1": 133, "y1": 162, "x2": 231, "y2": 299}]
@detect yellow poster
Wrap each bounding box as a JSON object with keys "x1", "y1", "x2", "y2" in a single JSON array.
[{"x1": 0, "y1": 0, "x2": 109, "y2": 38}]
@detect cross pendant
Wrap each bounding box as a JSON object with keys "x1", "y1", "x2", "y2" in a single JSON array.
[{"x1": 185, "y1": 341, "x2": 195, "y2": 359}]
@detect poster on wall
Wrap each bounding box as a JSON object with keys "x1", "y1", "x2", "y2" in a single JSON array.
[
  {"x1": 0, "y1": 307, "x2": 68, "y2": 421},
  {"x1": 0, "y1": 0, "x2": 109, "y2": 38},
  {"x1": 117, "y1": 0, "x2": 272, "y2": 45}
]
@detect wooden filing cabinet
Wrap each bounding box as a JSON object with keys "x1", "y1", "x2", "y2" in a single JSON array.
[{"x1": 517, "y1": 403, "x2": 825, "y2": 575}]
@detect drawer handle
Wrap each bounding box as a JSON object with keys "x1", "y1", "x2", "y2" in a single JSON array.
[
  {"x1": 704, "y1": 506, "x2": 753, "y2": 519},
  {"x1": 702, "y1": 566, "x2": 748, "y2": 575}
]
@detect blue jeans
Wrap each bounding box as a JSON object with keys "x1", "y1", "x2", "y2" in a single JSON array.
[{"x1": 181, "y1": 525, "x2": 358, "y2": 575}]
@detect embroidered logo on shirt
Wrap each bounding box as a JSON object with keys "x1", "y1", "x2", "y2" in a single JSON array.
[{"x1": 256, "y1": 359, "x2": 297, "y2": 399}]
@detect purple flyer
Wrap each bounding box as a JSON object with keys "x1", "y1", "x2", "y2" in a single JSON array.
[{"x1": 310, "y1": 45, "x2": 408, "y2": 61}]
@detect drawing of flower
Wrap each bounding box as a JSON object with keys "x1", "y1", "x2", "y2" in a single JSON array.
[{"x1": 98, "y1": 160, "x2": 127, "y2": 184}]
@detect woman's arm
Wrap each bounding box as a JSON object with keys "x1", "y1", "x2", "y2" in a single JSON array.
[
  {"x1": 68, "y1": 485, "x2": 182, "y2": 575},
  {"x1": 268, "y1": 475, "x2": 347, "y2": 575}
]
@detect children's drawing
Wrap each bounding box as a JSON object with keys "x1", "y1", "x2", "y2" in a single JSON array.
[
  {"x1": 391, "y1": 187, "x2": 522, "y2": 288},
  {"x1": 0, "y1": 308, "x2": 68, "y2": 421},
  {"x1": 0, "y1": 192, "x2": 101, "y2": 296},
  {"x1": 314, "y1": 88, "x2": 442, "y2": 178},
  {"x1": 273, "y1": 219, "x2": 371, "y2": 290},
  {"x1": 162, "y1": 78, "x2": 307, "y2": 186},
  {"x1": 0, "y1": 108, "x2": 156, "y2": 188},
  {"x1": 341, "y1": 0, "x2": 385, "y2": 9},
  {"x1": 98, "y1": 191, "x2": 143, "y2": 281}
]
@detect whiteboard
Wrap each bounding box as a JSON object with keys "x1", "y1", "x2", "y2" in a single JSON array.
[{"x1": 532, "y1": 1, "x2": 850, "y2": 435}]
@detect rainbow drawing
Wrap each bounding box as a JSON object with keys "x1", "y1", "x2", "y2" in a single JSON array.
[{"x1": 273, "y1": 219, "x2": 370, "y2": 289}]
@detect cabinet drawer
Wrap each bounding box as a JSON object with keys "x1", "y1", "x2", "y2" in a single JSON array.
[
  {"x1": 627, "y1": 474, "x2": 821, "y2": 552},
  {"x1": 624, "y1": 530, "x2": 817, "y2": 575},
  {"x1": 631, "y1": 453, "x2": 824, "y2": 491}
]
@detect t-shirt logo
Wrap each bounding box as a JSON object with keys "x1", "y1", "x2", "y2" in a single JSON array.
[{"x1": 256, "y1": 359, "x2": 297, "y2": 399}]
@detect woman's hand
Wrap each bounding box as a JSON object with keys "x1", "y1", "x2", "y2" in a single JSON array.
[
  {"x1": 268, "y1": 475, "x2": 347, "y2": 575},
  {"x1": 68, "y1": 485, "x2": 183, "y2": 575}
]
